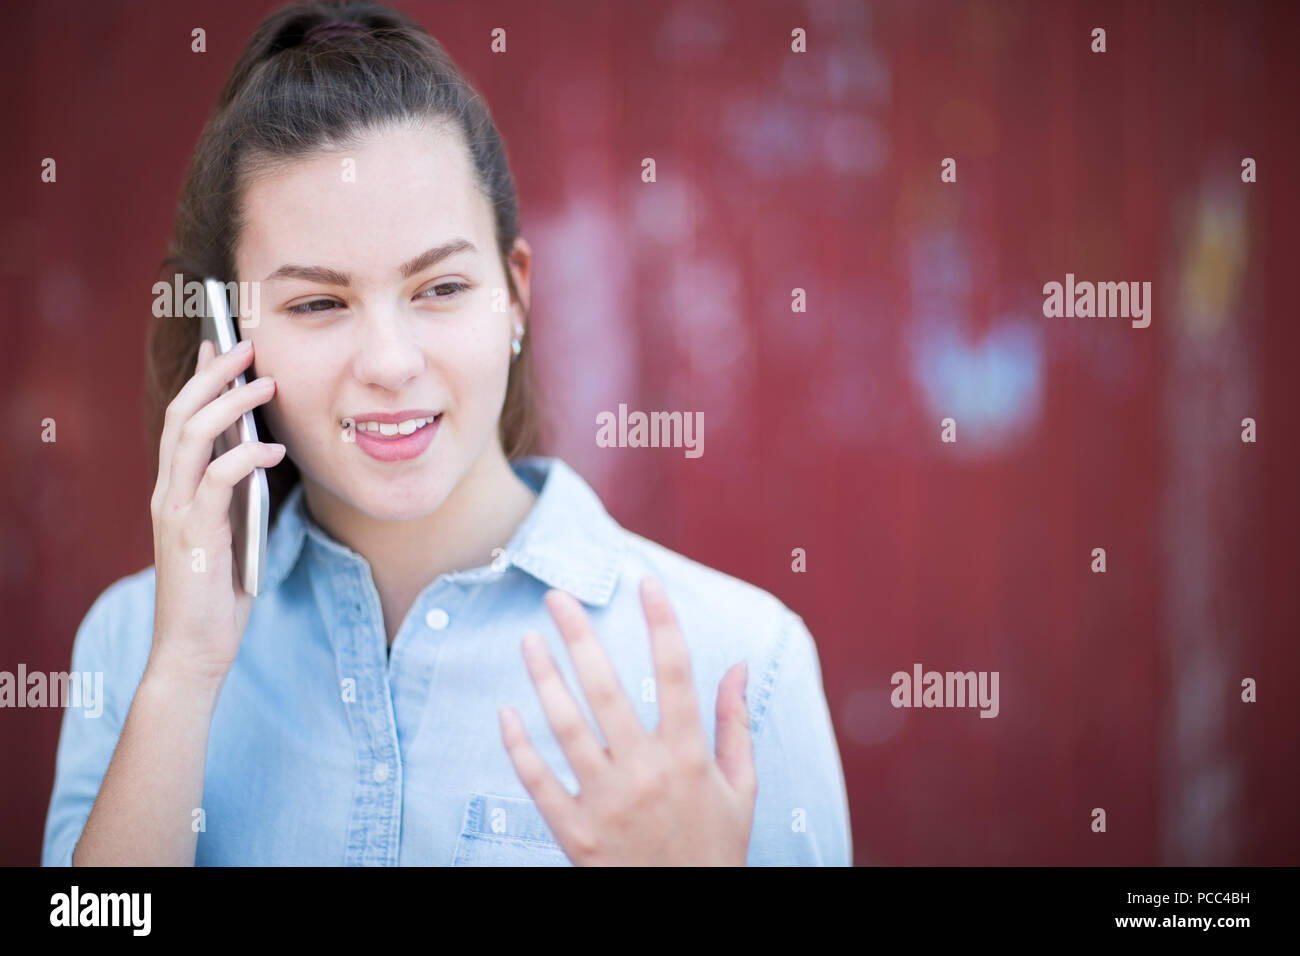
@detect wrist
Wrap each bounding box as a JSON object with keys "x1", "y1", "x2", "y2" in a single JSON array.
[{"x1": 142, "y1": 651, "x2": 227, "y2": 709}]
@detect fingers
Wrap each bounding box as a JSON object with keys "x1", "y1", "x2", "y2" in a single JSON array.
[
  {"x1": 543, "y1": 589, "x2": 646, "y2": 759},
  {"x1": 641, "y1": 576, "x2": 708, "y2": 750},
  {"x1": 192, "y1": 438, "x2": 287, "y2": 524},
  {"x1": 519, "y1": 630, "x2": 612, "y2": 790},
  {"x1": 714, "y1": 661, "x2": 757, "y2": 801},
  {"x1": 166, "y1": 374, "x2": 277, "y2": 508},
  {"x1": 156, "y1": 339, "x2": 257, "y2": 501},
  {"x1": 498, "y1": 705, "x2": 582, "y2": 840}
]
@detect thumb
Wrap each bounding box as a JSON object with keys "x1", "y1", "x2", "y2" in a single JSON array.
[{"x1": 714, "y1": 660, "x2": 756, "y2": 800}]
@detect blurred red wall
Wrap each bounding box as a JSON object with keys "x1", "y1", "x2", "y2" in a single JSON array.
[{"x1": 2, "y1": 0, "x2": 1297, "y2": 865}]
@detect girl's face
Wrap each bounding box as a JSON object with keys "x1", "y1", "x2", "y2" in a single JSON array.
[{"x1": 234, "y1": 120, "x2": 529, "y2": 522}]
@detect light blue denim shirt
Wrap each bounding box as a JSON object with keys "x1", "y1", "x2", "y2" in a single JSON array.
[{"x1": 42, "y1": 456, "x2": 852, "y2": 866}]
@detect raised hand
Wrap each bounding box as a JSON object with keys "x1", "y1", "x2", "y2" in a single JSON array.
[{"x1": 498, "y1": 576, "x2": 756, "y2": 866}]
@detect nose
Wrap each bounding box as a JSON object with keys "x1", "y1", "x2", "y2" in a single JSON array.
[{"x1": 350, "y1": 300, "x2": 425, "y2": 391}]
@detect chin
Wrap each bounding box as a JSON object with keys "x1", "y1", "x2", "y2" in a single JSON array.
[{"x1": 342, "y1": 471, "x2": 455, "y2": 522}]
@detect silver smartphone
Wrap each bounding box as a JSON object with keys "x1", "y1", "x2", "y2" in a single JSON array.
[{"x1": 201, "y1": 278, "x2": 270, "y2": 597}]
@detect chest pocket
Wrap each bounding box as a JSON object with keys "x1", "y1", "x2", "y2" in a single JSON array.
[{"x1": 451, "y1": 792, "x2": 573, "y2": 866}]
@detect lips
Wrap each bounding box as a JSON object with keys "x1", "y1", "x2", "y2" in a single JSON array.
[
  {"x1": 347, "y1": 408, "x2": 439, "y2": 428},
  {"x1": 348, "y1": 411, "x2": 442, "y2": 462}
]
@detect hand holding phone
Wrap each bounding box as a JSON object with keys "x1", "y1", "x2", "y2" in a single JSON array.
[
  {"x1": 199, "y1": 278, "x2": 271, "y2": 597},
  {"x1": 146, "y1": 279, "x2": 284, "y2": 686}
]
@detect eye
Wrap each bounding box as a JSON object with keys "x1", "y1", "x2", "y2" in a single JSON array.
[
  {"x1": 286, "y1": 298, "x2": 342, "y2": 315},
  {"x1": 284, "y1": 282, "x2": 469, "y2": 316},
  {"x1": 417, "y1": 281, "x2": 470, "y2": 301}
]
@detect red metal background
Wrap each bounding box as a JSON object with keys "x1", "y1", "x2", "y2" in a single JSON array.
[{"x1": 2, "y1": 0, "x2": 1297, "y2": 865}]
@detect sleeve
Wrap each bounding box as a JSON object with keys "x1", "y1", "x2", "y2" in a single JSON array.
[
  {"x1": 744, "y1": 610, "x2": 853, "y2": 866},
  {"x1": 40, "y1": 582, "x2": 140, "y2": 866}
]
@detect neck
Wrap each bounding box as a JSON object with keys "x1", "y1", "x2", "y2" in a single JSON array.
[{"x1": 299, "y1": 445, "x2": 538, "y2": 640}]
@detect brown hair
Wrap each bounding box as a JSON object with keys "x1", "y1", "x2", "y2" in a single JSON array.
[{"x1": 146, "y1": 0, "x2": 541, "y2": 526}]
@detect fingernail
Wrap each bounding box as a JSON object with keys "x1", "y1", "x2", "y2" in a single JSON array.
[
  {"x1": 544, "y1": 588, "x2": 573, "y2": 611},
  {"x1": 643, "y1": 575, "x2": 664, "y2": 598},
  {"x1": 499, "y1": 706, "x2": 519, "y2": 735},
  {"x1": 234, "y1": 339, "x2": 253, "y2": 354}
]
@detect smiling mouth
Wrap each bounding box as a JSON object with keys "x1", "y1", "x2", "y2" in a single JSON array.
[{"x1": 350, "y1": 413, "x2": 442, "y2": 439}]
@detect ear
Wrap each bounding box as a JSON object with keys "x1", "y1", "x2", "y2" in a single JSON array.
[{"x1": 506, "y1": 236, "x2": 533, "y2": 325}]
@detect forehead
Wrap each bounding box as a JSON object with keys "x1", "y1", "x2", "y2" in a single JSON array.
[{"x1": 235, "y1": 120, "x2": 489, "y2": 279}]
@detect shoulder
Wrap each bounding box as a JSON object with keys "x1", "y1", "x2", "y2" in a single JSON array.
[
  {"x1": 609, "y1": 526, "x2": 816, "y2": 738},
  {"x1": 81, "y1": 564, "x2": 156, "y2": 627},
  {"x1": 529, "y1": 455, "x2": 805, "y2": 665},
  {"x1": 617, "y1": 527, "x2": 795, "y2": 637},
  {"x1": 69, "y1": 566, "x2": 156, "y2": 677}
]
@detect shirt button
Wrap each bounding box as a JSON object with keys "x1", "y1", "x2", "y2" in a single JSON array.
[
  {"x1": 425, "y1": 608, "x2": 450, "y2": 631},
  {"x1": 372, "y1": 762, "x2": 390, "y2": 783}
]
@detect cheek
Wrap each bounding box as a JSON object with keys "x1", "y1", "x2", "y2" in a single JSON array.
[
  {"x1": 443, "y1": 330, "x2": 511, "y2": 412},
  {"x1": 250, "y1": 343, "x2": 329, "y2": 442},
  {"x1": 263, "y1": 380, "x2": 309, "y2": 437}
]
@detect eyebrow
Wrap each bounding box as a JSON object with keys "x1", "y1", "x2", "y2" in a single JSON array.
[{"x1": 262, "y1": 238, "x2": 479, "y2": 285}]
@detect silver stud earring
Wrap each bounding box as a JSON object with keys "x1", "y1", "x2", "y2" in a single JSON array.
[{"x1": 510, "y1": 322, "x2": 524, "y2": 361}]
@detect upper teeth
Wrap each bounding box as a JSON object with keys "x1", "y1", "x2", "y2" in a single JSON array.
[{"x1": 355, "y1": 416, "x2": 437, "y2": 436}]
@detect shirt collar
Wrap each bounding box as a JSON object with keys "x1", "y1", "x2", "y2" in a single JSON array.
[{"x1": 261, "y1": 455, "x2": 626, "y2": 606}]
